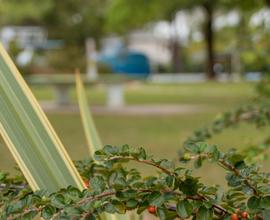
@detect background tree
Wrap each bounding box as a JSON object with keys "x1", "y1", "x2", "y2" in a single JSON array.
[
  {"x1": 0, "y1": 0, "x2": 53, "y2": 26},
  {"x1": 43, "y1": 0, "x2": 107, "y2": 46},
  {"x1": 41, "y1": 0, "x2": 108, "y2": 72},
  {"x1": 265, "y1": 0, "x2": 270, "y2": 7},
  {"x1": 1, "y1": 0, "x2": 267, "y2": 75},
  {"x1": 106, "y1": 0, "x2": 266, "y2": 79},
  {"x1": 0, "y1": 0, "x2": 108, "y2": 73},
  {"x1": 106, "y1": 0, "x2": 188, "y2": 73},
  {"x1": 183, "y1": 0, "x2": 256, "y2": 79},
  {"x1": 106, "y1": 0, "x2": 224, "y2": 79}
]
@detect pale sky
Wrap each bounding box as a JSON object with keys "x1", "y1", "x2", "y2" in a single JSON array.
[{"x1": 153, "y1": 8, "x2": 270, "y2": 42}]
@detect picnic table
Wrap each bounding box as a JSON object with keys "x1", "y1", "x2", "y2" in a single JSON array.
[{"x1": 25, "y1": 74, "x2": 133, "y2": 108}]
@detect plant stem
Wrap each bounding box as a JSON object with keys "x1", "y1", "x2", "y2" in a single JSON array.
[
  {"x1": 106, "y1": 156, "x2": 176, "y2": 176},
  {"x1": 218, "y1": 159, "x2": 259, "y2": 196}
]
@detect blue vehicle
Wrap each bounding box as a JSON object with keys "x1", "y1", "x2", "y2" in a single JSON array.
[{"x1": 98, "y1": 49, "x2": 151, "y2": 78}]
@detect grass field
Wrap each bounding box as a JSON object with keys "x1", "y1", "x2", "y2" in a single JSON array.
[{"x1": 1, "y1": 82, "x2": 269, "y2": 186}]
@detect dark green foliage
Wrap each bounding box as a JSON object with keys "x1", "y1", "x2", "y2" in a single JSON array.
[
  {"x1": 0, "y1": 144, "x2": 269, "y2": 219},
  {"x1": 183, "y1": 101, "x2": 270, "y2": 164}
]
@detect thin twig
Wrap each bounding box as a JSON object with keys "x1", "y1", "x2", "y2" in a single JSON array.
[
  {"x1": 106, "y1": 156, "x2": 176, "y2": 176},
  {"x1": 218, "y1": 159, "x2": 259, "y2": 196}
]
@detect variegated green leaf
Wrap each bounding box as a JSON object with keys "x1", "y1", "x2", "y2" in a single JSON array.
[
  {"x1": 75, "y1": 71, "x2": 140, "y2": 220},
  {"x1": 0, "y1": 43, "x2": 84, "y2": 193},
  {"x1": 75, "y1": 71, "x2": 102, "y2": 157}
]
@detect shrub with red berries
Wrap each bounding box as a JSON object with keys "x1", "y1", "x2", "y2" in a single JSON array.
[
  {"x1": 1, "y1": 101, "x2": 270, "y2": 219},
  {"x1": 0, "y1": 143, "x2": 269, "y2": 219}
]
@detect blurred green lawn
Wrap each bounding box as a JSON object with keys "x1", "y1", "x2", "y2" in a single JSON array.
[{"x1": 1, "y1": 82, "x2": 269, "y2": 186}]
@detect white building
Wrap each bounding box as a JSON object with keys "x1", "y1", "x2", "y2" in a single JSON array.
[
  {"x1": 0, "y1": 26, "x2": 47, "y2": 49},
  {"x1": 127, "y1": 31, "x2": 171, "y2": 65}
]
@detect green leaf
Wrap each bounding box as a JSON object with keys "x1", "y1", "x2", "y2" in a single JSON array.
[
  {"x1": 121, "y1": 144, "x2": 130, "y2": 156},
  {"x1": 261, "y1": 196, "x2": 270, "y2": 209},
  {"x1": 247, "y1": 196, "x2": 261, "y2": 210},
  {"x1": 126, "y1": 199, "x2": 138, "y2": 209},
  {"x1": 41, "y1": 206, "x2": 56, "y2": 220},
  {"x1": 137, "y1": 203, "x2": 147, "y2": 215},
  {"x1": 176, "y1": 200, "x2": 193, "y2": 218},
  {"x1": 157, "y1": 207, "x2": 167, "y2": 220},
  {"x1": 150, "y1": 194, "x2": 165, "y2": 207},
  {"x1": 198, "y1": 143, "x2": 208, "y2": 153},
  {"x1": 205, "y1": 145, "x2": 220, "y2": 161},
  {"x1": 0, "y1": 171, "x2": 6, "y2": 181},
  {"x1": 90, "y1": 176, "x2": 106, "y2": 193},
  {"x1": 148, "y1": 192, "x2": 163, "y2": 206},
  {"x1": 116, "y1": 190, "x2": 137, "y2": 200},
  {"x1": 105, "y1": 145, "x2": 120, "y2": 156},
  {"x1": 75, "y1": 71, "x2": 102, "y2": 157},
  {"x1": 196, "y1": 206, "x2": 212, "y2": 220},
  {"x1": 111, "y1": 200, "x2": 126, "y2": 214},
  {"x1": 0, "y1": 44, "x2": 84, "y2": 192},
  {"x1": 22, "y1": 211, "x2": 39, "y2": 220},
  {"x1": 67, "y1": 186, "x2": 82, "y2": 201},
  {"x1": 179, "y1": 177, "x2": 199, "y2": 196},
  {"x1": 165, "y1": 176, "x2": 174, "y2": 187},
  {"x1": 194, "y1": 157, "x2": 203, "y2": 168},
  {"x1": 184, "y1": 143, "x2": 199, "y2": 153},
  {"x1": 137, "y1": 147, "x2": 146, "y2": 160},
  {"x1": 110, "y1": 172, "x2": 127, "y2": 190},
  {"x1": 227, "y1": 154, "x2": 244, "y2": 167},
  {"x1": 51, "y1": 194, "x2": 66, "y2": 208},
  {"x1": 160, "y1": 160, "x2": 174, "y2": 170},
  {"x1": 94, "y1": 150, "x2": 107, "y2": 161},
  {"x1": 64, "y1": 207, "x2": 82, "y2": 217},
  {"x1": 262, "y1": 209, "x2": 270, "y2": 220},
  {"x1": 225, "y1": 173, "x2": 242, "y2": 187},
  {"x1": 76, "y1": 74, "x2": 129, "y2": 220},
  {"x1": 104, "y1": 203, "x2": 116, "y2": 214}
]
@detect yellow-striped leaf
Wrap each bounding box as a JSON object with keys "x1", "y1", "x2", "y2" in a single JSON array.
[
  {"x1": 0, "y1": 43, "x2": 84, "y2": 192},
  {"x1": 75, "y1": 70, "x2": 102, "y2": 157},
  {"x1": 76, "y1": 71, "x2": 140, "y2": 220}
]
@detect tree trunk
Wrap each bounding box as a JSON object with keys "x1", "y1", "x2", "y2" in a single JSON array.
[
  {"x1": 169, "y1": 15, "x2": 182, "y2": 73},
  {"x1": 203, "y1": 2, "x2": 215, "y2": 80},
  {"x1": 265, "y1": 0, "x2": 270, "y2": 7},
  {"x1": 170, "y1": 39, "x2": 182, "y2": 73}
]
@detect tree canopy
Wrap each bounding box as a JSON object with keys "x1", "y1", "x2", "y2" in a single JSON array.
[{"x1": 0, "y1": 0, "x2": 53, "y2": 25}]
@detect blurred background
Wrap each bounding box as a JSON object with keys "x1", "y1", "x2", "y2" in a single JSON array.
[{"x1": 1, "y1": 0, "x2": 270, "y2": 186}]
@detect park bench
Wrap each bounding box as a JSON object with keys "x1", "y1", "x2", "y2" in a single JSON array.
[{"x1": 25, "y1": 74, "x2": 132, "y2": 108}]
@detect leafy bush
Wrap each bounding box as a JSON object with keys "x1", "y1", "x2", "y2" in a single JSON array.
[
  {"x1": 1, "y1": 140, "x2": 270, "y2": 219},
  {"x1": 1, "y1": 94, "x2": 270, "y2": 219},
  {"x1": 1, "y1": 76, "x2": 270, "y2": 219},
  {"x1": 183, "y1": 101, "x2": 270, "y2": 164},
  {"x1": 1, "y1": 43, "x2": 270, "y2": 219}
]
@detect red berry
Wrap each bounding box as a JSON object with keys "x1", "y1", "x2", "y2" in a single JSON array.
[
  {"x1": 231, "y1": 213, "x2": 239, "y2": 220},
  {"x1": 241, "y1": 211, "x2": 248, "y2": 218},
  {"x1": 84, "y1": 180, "x2": 89, "y2": 188},
  {"x1": 147, "y1": 206, "x2": 156, "y2": 214}
]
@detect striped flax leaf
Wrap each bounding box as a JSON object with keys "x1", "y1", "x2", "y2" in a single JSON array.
[
  {"x1": 75, "y1": 71, "x2": 102, "y2": 157},
  {"x1": 0, "y1": 43, "x2": 84, "y2": 192},
  {"x1": 76, "y1": 71, "x2": 140, "y2": 220}
]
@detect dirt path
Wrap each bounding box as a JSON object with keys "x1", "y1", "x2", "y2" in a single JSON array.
[{"x1": 40, "y1": 102, "x2": 209, "y2": 115}]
